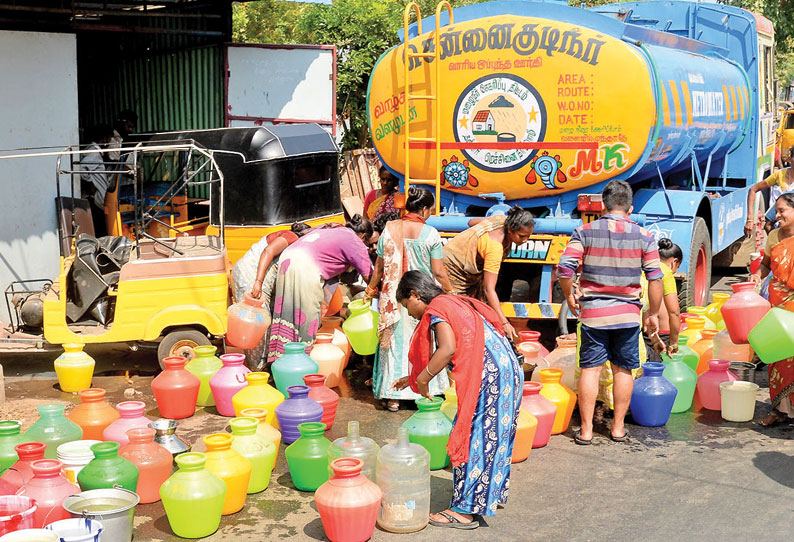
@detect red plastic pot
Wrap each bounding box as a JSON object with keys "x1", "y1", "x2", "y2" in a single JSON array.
[{"x1": 152, "y1": 357, "x2": 201, "y2": 419}]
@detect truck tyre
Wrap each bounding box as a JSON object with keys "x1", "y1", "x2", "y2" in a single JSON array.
[
  {"x1": 679, "y1": 217, "x2": 711, "y2": 309},
  {"x1": 157, "y1": 327, "x2": 211, "y2": 370}
]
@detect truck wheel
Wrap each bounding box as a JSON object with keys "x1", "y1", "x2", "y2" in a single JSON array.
[
  {"x1": 679, "y1": 217, "x2": 711, "y2": 309},
  {"x1": 157, "y1": 327, "x2": 211, "y2": 370}
]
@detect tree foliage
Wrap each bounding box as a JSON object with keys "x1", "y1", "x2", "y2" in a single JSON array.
[
  {"x1": 233, "y1": 0, "x2": 794, "y2": 149},
  {"x1": 233, "y1": 0, "x2": 489, "y2": 149}
]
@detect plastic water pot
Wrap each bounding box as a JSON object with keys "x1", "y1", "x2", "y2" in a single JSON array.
[
  {"x1": 440, "y1": 386, "x2": 457, "y2": 421},
  {"x1": 202, "y1": 434, "x2": 252, "y2": 515},
  {"x1": 0, "y1": 496, "x2": 36, "y2": 535},
  {"x1": 53, "y1": 344, "x2": 95, "y2": 394},
  {"x1": 318, "y1": 317, "x2": 351, "y2": 368},
  {"x1": 680, "y1": 317, "x2": 706, "y2": 346},
  {"x1": 537, "y1": 369, "x2": 576, "y2": 434},
  {"x1": 271, "y1": 344, "x2": 319, "y2": 397},
  {"x1": 0, "y1": 442, "x2": 47, "y2": 494},
  {"x1": 24, "y1": 404, "x2": 83, "y2": 459},
  {"x1": 67, "y1": 389, "x2": 119, "y2": 442},
  {"x1": 275, "y1": 386, "x2": 323, "y2": 445},
  {"x1": 315, "y1": 458, "x2": 382, "y2": 542},
  {"x1": 537, "y1": 337, "x2": 577, "y2": 390},
  {"x1": 151, "y1": 357, "x2": 200, "y2": 420},
  {"x1": 520, "y1": 382, "x2": 556, "y2": 448},
  {"x1": 119, "y1": 428, "x2": 172, "y2": 504},
  {"x1": 232, "y1": 372, "x2": 285, "y2": 424},
  {"x1": 721, "y1": 282, "x2": 770, "y2": 344},
  {"x1": 310, "y1": 334, "x2": 345, "y2": 389},
  {"x1": 629, "y1": 363, "x2": 677, "y2": 426},
  {"x1": 696, "y1": 360, "x2": 738, "y2": 410},
  {"x1": 210, "y1": 354, "x2": 251, "y2": 417},
  {"x1": 229, "y1": 418, "x2": 276, "y2": 494},
  {"x1": 748, "y1": 307, "x2": 794, "y2": 364},
  {"x1": 102, "y1": 402, "x2": 151, "y2": 447},
  {"x1": 0, "y1": 422, "x2": 24, "y2": 474},
  {"x1": 511, "y1": 409, "x2": 537, "y2": 463},
  {"x1": 77, "y1": 442, "x2": 139, "y2": 493},
  {"x1": 661, "y1": 355, "x2": 697, "y2": 413},
  {"x1": 518, "y1": 330, "x2": 550, "y2": 358},
  {"x1": 713, "y1": 331, "x2": 753, "y2": 363},
  {"x1": 285, "y1": 422, "x2": 332, "y2": 492},
  {"x1": 159, "y1": 453, "x2": 226, "y2": 539},
  {"x1": 226, "y1": 293, "x2": 271, "y2": 349},
  {"x1": 17, "y1": 459, "x2": 79, "y2": 527},
  {"x1": 185, "y1": 346, "x2": 223, "y2": 407},
  {"x1": 401, "y1": 398, "x2": 452, "y2": 470},
  {"x1": 687, "y1": 306, "x2": 716, "y2": 329},
  {"x1": 62, "y1": 488, "x2": 138, "y2": 542},
  {"x1": 719, "y1": 381, "x2": 759, "y2": 422},
  {"x1": 303, "y1": 374, "x2": 340, "y2": 431},
  {"x1": 342, "y1": 299, "x2": 379, "y2": 355}
]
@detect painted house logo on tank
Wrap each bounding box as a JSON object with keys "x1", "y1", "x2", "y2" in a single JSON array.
[{"x1": 454, "y1": 74, "x2": 547, "y2": 172}]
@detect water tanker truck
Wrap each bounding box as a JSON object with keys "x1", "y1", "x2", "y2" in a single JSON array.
[{"x1": 367, "y1": 0, "x2": 776, "y2": 319}]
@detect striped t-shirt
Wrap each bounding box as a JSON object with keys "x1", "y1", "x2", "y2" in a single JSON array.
[{"x1": 557, "y1": 214, "x2": 663, "y2": 329}]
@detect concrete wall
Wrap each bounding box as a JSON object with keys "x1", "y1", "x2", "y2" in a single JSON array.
[{"x1": 0, "y1": 31, "x2": 79, "y2": 324}]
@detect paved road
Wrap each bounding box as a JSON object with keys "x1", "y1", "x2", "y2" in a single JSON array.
[{"x1": 1, "y1": 269, "x2": 791, "y2": 541}]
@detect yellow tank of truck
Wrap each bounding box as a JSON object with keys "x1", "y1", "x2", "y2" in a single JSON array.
[{"x1": 368, "y1": 14, "x2": 655, "y2": 200}]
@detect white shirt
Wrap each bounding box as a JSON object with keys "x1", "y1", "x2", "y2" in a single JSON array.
[{"x1": 79, "y1": 143, "x2": 109, "y2": 208}]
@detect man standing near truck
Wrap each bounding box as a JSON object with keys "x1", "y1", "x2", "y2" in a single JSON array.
[{"x1": 557, "y1": 180, "x2": 664, "y2": 444}]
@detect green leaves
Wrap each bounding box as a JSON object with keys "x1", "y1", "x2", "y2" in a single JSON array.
[{"x1": 233, "y1": 0, "x2": 490, "y2": 149}]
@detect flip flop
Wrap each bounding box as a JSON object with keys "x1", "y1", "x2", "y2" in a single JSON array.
[
  {"x1": 610, "y1": 431, "x2": 629, "y2": 442},
  {"x1": 383, "y1": 400, "x2": 400, "y2": 412},
  {"x1": 428, "y1": 511, "x2": 479, "y2": 530},
  {"x1": 573, "y1": 429, "x2": 592, "y2": 446}
]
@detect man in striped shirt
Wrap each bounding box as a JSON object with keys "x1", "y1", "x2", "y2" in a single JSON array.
[{"x1": 557, "y1": 180, "x2": 664, "y2": 444}]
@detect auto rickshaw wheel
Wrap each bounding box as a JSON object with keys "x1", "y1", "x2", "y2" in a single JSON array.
[{"x1": 157, "y1": 327, "x2": 211, "y2": 369}]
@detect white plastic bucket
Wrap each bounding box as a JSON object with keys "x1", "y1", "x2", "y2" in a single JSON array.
[
  {"x1": 720, "y1": 380, "x2": 759, "y2": 422},
  {"x1": 56, "y1": 441, "x2": 101, "y2": 484},
  {"x1": 0, "y1": 529, "x2": 59, "y2": 542},
  {"x1": 45, "y1": 518, "x2": 103, "y2": 542}
]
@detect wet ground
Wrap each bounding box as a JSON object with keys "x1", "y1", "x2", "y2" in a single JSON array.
[
  {"x1": 2, "y1": 340, "x2": 793, "y2": 542},
  {"x1": 2, "y1": 270, "x2": 792, "y2": 541}
]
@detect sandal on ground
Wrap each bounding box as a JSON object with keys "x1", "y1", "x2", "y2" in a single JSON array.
[
  {"x1": 758, "y1": 410, "x2": 787, "y2": 427},
  {"x1": 383, "y1": 400, "x2": 400, "y2": 412},
  {"x1": 610, "y1": 431, "x2": 629, "y2": 442},
  {"x1": 573, "y1": 429, "x2": 592, "y2": 446},
  {"x1": 428, "y1": 511, "x2": 479, "y2": 530}
]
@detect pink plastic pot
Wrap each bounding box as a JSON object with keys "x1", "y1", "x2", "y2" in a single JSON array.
[
  {"x1": 102, "y1": 402, "x2": 152, "y2": 447},
  {"x1": 518, "y1": 330, "x2": 550, "y2": 358},
  {"x1": 520, "y1": 382, "x2": 556, "y2": 448},
  {"x1": 720, "y1": 282, "x2": 770, "y2": 344},
  {"x1": 696, "y1": 359, "x2": 738, "y2": 410},
  {"x1": 210, "y1": 354, "x2": 251, "y2": 417}
]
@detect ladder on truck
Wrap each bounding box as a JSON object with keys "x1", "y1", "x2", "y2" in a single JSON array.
[{"x1": 402, "y1": 1, "x2": 453, "y2": 214}]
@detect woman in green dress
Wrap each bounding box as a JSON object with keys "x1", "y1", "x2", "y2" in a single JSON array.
[{"x1": 365, "y1": 187, "x2": 453, "y2": 411}]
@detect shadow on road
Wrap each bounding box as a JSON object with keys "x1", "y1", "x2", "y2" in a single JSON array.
[{"x1": 753, "y1": 450, "x2": 794, "y2": 488}]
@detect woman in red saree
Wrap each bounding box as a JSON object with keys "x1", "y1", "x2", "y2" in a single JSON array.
[
  {"x1": 751, "y1": 192, "x2": 794, "y2": 426},
  {"x1": 363, "y1": 167, "x2": 405, "y2": 221},
  {"x1": 393, "y1": 270, "x2": 522, "y2": 529}
]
